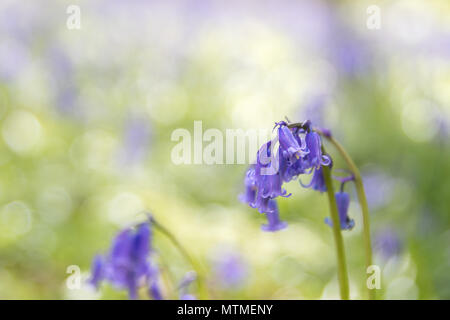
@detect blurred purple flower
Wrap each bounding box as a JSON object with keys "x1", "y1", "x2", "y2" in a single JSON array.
[
  {"x1": 299, "y1": 94, "x2": 328, "y2": 127},
  {"x1": 239, "y1": 165, "x2": 257, "y2": 207},
  {"x1": 89, "y1": 255, "x2": 104, "y2": 289},
  {"x1": 266, "y1": 0, "x2": 330, "y2": 48},
  {"x1": 331, "y1": 32, "x2": 370, "y2": 77},
  {"x1": 0, "y1": 40, "x2": 29, "y2": 82},
  {"x1": 212, "y1": 251, "x2": 248, "y2": 289},
  {"x1": 149, "y1": 281, "x2": 163, "y2": 300},
  {"x1": 47, "y1": 46, "x2": 78, "y2": 115},
  {"x1": 374, "y1": 228, "x2": 402, "y2": 260},
  {"x1": 178, "y1": 271, "x2": 197, "y2": 300},
  {"x1": 362, "y1": 170, "x2": 395, "y2": 210},
  {"x1": 324, "y1": 7, "x2": 372, "y2": 78},
  {"x1": 89, "y1": 222, "x2": 161, "y2": 299},
  {"x1": 0, "y1": 2, "x2": 38, "y2": 45},
  {"x1": 148, "y1": 265, "x2": 163, "y2": 300},
  {"x1": 119, "y1": 116, "x2": 152, "y2": 165}
]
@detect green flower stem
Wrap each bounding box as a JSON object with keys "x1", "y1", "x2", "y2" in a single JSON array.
[
  {"x1": 151, "y1": 218, "x2": 209, "y2": 299},
  {"x1": 322, "y1": 164, "x2": 350, "y2": 300},
  {"x1": 319, "y1": 132, "x2": 375, "y2": 300}
]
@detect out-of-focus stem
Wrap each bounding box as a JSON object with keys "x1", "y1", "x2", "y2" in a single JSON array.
[
  {"x1": 151, "y1": 218, "x2": 208, "y2": 299},
  {"x1": 322, "y1": 164, "x2": 350, "y2": 300}
]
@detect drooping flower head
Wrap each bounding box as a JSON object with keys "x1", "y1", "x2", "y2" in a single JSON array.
[
  {"x1": 325, "y1": 191, "x2": 355, "y2": 230},
  {"x1": 240, "y1": 139, "x2": 290, "y2": 215},
  {"x1": 255, "y1": 162, "x2": 285, "y2": 199},
  {"x1": 300, "y1": 165, "x2": 327, "y2": 193},
  {"x1": 276, "y1": 121, "x2": 307, "y2": 163},
  {"x1": 240, "y1": 119, "x2": 333, "y2": 232},
  {"x1": 303, "y1": 131, "x2": 331, "y2": 169},
  {"x1": 253, "y1": 191, "x2": 274, "y2": 214},
  {"x1": 108, "y1": 224, "x2": 150, "y2": 298},
  {"x1": 279, "y1": 145, "x2": 305, "y2": 182},
  {"x1": 89, "y1": 221, "x2": 162, "y2": 299}
]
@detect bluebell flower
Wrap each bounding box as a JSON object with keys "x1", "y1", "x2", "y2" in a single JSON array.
[
  {"x1": 255, "y1": 166, "x2": 286, "y2": 199},
  {"x1": 89, "y1": 222, "x2": 161, "y2": 299},
  {"x1": 255, "y1": 140, "x2": 278, "y2": 176},
  {"x1": 325, "y1": 192, "x2": 355, "y2": 230},
  {"x1": 246, "y1": 140, "x2": 289, "y2": 214},
  {"x1": 261, "y1": 200, "x2": 288, "y2": 232},
  {"x1": 107, "y1": 223, "x2": 150, "y2": 299},
  {"x1": 240, "y1": 120, "x2": 333, "y2": 232},
  {"x1": 277, "y1": 122, "x2": 306, "y2": 163},
  {"x1": 255, "y1": 141, "x2": 290, "y2": 196},
  {"x1": 253, "y1": 192, "x2": 274, "y2": 214},
  {"x1": 300, "y1": 166, "x2": 327, "y2": 192},
  {"x1": 279, "y1": 147, "x2": 305, "y2": 182},
  {"x1": 303, "y1": 131, "x2": 331, "y2": 169}
]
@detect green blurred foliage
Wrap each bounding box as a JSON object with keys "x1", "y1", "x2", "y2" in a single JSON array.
[{"x1": 0, "y1": 0, "x2": 449, "y2": 299}]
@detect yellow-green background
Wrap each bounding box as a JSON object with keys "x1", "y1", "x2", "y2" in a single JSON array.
[{"x1": 0, "y1": 0, "x2": 449, "y2": 299}]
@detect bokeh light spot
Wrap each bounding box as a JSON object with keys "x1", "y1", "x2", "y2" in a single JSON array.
[
  {"x1": 107, "y1": 192, "x2": 145, "y2": 227},
  {"x1": 0, "y1": 201, "x2": 32, "y2": 239},
  {"x1": 2, "y1": 110, "x2": 42, "y2": 154}
]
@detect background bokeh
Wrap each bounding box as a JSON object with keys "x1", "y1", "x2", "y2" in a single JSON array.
[{"x1": 0, "y1": 0, "x2": 449, "y2": 299}]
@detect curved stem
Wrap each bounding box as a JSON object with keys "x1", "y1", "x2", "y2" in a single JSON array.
[
  {"x1": 322, "y1": 164, "x2": 350, "y2": 300},
  {"x1": 319, "y1": 132, "x2": 375, "y2": 300},
  {"x1": 151, "y1": 218, "x2": 209, "y2": 299}
]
